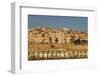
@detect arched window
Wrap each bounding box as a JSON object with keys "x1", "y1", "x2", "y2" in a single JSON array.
[
  {"x1": 49, "y1": 37, "x2": 52, "y2": 43},
  {"x1": 55, "y1": 38, "x2": 59, "y2": 43},
  {"x1": 42, "y1": 33, "x2": 45, "y2": 37}
]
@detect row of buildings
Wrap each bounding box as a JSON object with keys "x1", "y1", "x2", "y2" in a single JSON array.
[
  {"x1": 28, "y1": 27, "x2": 88, "y2": 45},
  {"x1": 28, "y1": 27, "x2": 88, "y2": 60}
]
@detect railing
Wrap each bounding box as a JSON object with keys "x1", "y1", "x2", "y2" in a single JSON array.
[{"x1": 28, "y1": 49, "x2": 87, "y2": 60}]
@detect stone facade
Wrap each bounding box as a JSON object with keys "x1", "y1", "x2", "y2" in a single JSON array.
[
  {"x1": 28, "y1": 27, "x2": 88, "y2": 60},
  {"x1": 29, "y1": 27, "x2": 87, "y2": 44}
]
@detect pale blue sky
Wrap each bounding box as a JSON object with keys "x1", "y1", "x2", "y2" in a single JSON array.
[{"x1": 28, "y1": 15, "x2": 88, "y2": 32}]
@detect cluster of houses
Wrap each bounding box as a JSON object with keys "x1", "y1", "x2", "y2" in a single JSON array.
[
  {"x1": 28, "y1": 27, "x2": 88, "y2": 60},
  {"x1": 28, "y1": 27, "x2": 88, "y2": 45}
]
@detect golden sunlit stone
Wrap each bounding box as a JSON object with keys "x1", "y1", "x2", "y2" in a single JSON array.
[{"x1": 28, "y1": 27, "x2": 88, "y2": 60}]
